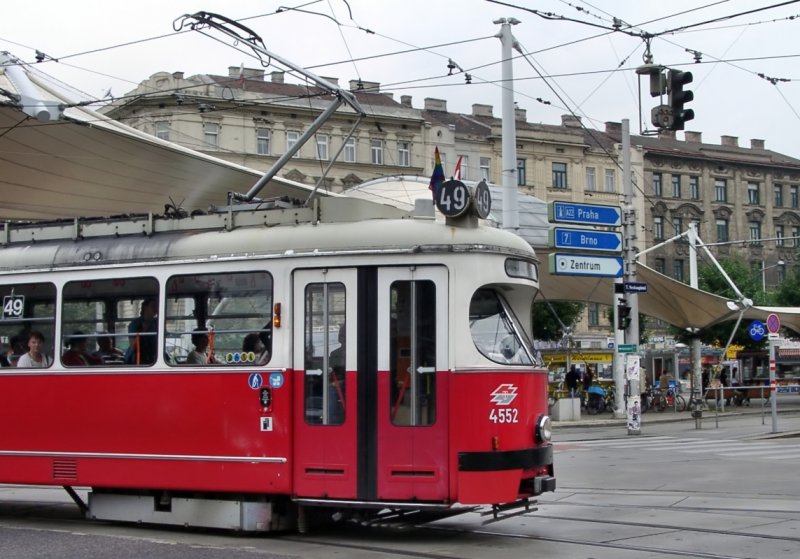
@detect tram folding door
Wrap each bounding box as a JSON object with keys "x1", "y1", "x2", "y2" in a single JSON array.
[
  {"x1": 376, "y1": 266, "x2": 449, "y2": 502},
  {"x1": 293, "y1": 269, "x2": 359, "y2": 499}
]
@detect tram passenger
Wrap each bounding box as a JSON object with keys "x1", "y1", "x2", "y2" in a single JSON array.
[
  {"x1": 62, "y1": 332, "x2": 103, "y2": 366},
  {"x1": 186, "y1": 329, "x2": 215, "y2": 365},
  {"x1": 16, "y1": 330, "x2": 53, "y2": 368},
  {"x1": 242, "y1": 332, "x2": 269, "y2": 365},
  {"x1": 124, "y1": 298, "x2": 158, "y2": 365},
  {"x1": 93, "y1": 335, "x2": 125, "y2": 363}
]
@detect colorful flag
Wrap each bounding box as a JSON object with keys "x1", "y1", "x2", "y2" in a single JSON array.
[
  {"x1": 454, "y1": 155, "x2": 463, "y2": 180},
  {"x1": 429, "y1": 147, "x2": 445, "y2": 200}
]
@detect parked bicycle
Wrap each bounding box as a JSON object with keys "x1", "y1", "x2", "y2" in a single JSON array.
[{"x1": 653, "y1": 387, "x2": 686, "y2": 412}]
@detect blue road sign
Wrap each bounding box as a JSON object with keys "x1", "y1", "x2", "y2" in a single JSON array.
[
  {"x1": 623, "y1": 282, "x2": 648, "y2": 293},
  {"x1": 549, "y1": 253, "x2": 624, "y2": 277},
  {"x1": 748, "y1": 320, "x2": 766, "y2": 342},
  {"x1": 550, "y1": 227, "x2": 622, "y2": 253},
  {"x1": 548, "y1": 201, "x2": 622, "y2": 227}
]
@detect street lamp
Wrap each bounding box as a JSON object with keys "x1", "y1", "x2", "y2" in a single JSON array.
[{"x1": 761, "y1": 259, "x2": 785, "y2": 292}]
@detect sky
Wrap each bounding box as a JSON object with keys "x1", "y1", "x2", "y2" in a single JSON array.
[{"x1": 3, "y1": 0, "x2": 800, "y2": 156}]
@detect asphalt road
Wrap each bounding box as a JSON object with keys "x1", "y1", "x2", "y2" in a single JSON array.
[{"x1": 1, "y1": 405, "x2": 799, "y2": 558}]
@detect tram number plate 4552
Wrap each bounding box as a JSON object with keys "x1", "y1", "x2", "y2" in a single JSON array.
[{"x1": 489, "y1": 408, "x2": 519, "y2": 423}]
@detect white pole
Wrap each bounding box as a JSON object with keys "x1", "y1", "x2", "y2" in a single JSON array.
[{"x1": 495, "y1": 18, "x2": 520, "y2": 232}]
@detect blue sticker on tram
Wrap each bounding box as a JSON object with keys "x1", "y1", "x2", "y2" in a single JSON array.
[
  {"x1": 248, "y1": 373, "x2": 263, "y2": 390},
  {"x1": 269, "y1": 372, "x2": 284, "y2": 389}
]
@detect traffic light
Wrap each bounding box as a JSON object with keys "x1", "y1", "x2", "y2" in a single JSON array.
[
  {"x1": 668, "y1": 69, "x2": 694, "y2": 131},
  {"x1": 617, "y1": 300, "x2": 632, "y2": 330}
]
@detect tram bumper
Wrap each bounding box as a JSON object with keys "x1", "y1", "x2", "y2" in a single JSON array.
[{"x1": 457, "y1": 445, "x2": 554, "y2": 504}]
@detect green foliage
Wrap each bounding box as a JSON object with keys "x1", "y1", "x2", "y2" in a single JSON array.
[
  {"x1": 775, "y1": 263, "x2": 800, "y2": 308},
  {"x1": 533, "y1": 301, "x2": 584, "y2": 341}
]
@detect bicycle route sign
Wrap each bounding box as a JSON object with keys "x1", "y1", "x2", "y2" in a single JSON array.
[{"x1": 748, "y1": 320, "x2": 766, "y2": 342}]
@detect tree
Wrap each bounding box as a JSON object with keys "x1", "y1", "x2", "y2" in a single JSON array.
[
  {"x1": 775, "y1": 263, "x2": 800, "y2": 307},
  {"x1": 533, "y1": 301, "x2": 584, "y2": 342}
]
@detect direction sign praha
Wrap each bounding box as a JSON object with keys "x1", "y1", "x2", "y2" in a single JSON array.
[
  {"x1": 549, "y1": 227, "x2": 622, "y2": 253},
  {"x1": 548, "y1": 201, "x2": 622, "y2": 227},
  {"x1": 549, "y1": 253, "x2": 624, "y2": 277}
]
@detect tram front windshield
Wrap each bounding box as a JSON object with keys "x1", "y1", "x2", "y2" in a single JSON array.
[{"x1": 469, "y1": 288, "x2": 533, "y2": 366}]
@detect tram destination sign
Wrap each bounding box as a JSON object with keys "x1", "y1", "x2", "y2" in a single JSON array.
[
  {"x1": 548, "y1": 201, "x2": 622, "y2": 227},
  {"x1": 549, "y1": 227, "x2": 622, "y2": 253},
  {"x1": 549, "y1": 253, "x2": 624, "y2": 278}
]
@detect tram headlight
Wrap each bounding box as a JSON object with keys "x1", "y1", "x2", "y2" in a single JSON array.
[{"x1": 535, "y1": 415, "x2": 552, "y2": 443}]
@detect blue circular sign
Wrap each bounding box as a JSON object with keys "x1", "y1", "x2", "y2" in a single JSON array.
[
  {"x1": 748, "y1": 320, "x2": 766, "y2": 341},
  {"x1": 269, "y1": 372, "x2": 284, "y2": 389},
  {"x1": 248, "y1": 373, "x2": 263, "y2": 390}
]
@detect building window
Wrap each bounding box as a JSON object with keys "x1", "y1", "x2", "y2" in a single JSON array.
[
  {"x1": 316, "y1": 134, "x2": 329, "y2": 160},
  {"x1": 343, "y1": 137, "x2": 356, "y2": 162},
  {"x1": 517, "y1": 159, "x2": 526, "y2": 186},
  {"x1": 397, "y1": 142, "x2": 411, "y2": 167},
  {"x1": 585, "y1": 167, "x2": 596, "y2": 191},
  {"x1": 672, "y1": 174, "x2": 681, "y2": 198},
  {"x1": 287, "y1": 130, "x2": 300, "y2": 157},
  {"x1": 714, "y1": 178, "x2": 727, "y2": 202},
  {"x1": 604, "y1": 169, "x2": 615, "y2": 192},
  {"x1": 774, "y1": 184, "x2": 783, "y2": 207},
  {"x1": 716, "y1": 218, "x2": 729, "y2": 243},
  {"x1": 747, "y1": 182, "x2": 760, "y2": 205},
  {"x1": 673, "y1": 259, "x2": 685, "y2": 282},
  {"x1": 655, "y1": 258, "x2": 666, "y2": 274},
  {"x1": 776, "y1": 225, "x2": 785, "y2": 247},
  {"x1": 778, "y1": 263, "x2": 786, "y2": 283},
  {"x1": 457, "y1": 155, "x2": 468, "y2": 179},
  {"x1": 256, "y1": 128, "x2": 270, "y2": 155},
  {"x1": 203, "y1": 122, "x2": 219, "y2": 148},
  {"x1": 155, "y1": 121, "x2": 170, "y2": 141},
  {"x1": 552, "y1": 162, "x2": 567, "y2": 188},
  {"x1": 653, "y1": 172, "x2": 662, "y2": 196},
  {"x1": 371, "y1": 139, "x2": 383, "y2": 164},
  {"x1": 588, "y1": 303, "x2": 599, "y2": 326},
  {"x1": 792, "y1": 185, "x2": 799, "y2": 208},
  {"x1": 479, "y1": 157, "x2": 491, "y2": 181},
  {"x1": 689, "y1": 176, "x2": 700, "y2": 200},
  {"x1": 793, "y1": 226, "x2": 800, "y2": 247},
  {"x1": 654, "y1": 216, "x2": 664, "y2": 240},
  {"x1": 749, "y1": 221, "x2": 761, "y2": 244},
  {"x1": 673, "y1": 216, "x2": 683, "y2": 234}
]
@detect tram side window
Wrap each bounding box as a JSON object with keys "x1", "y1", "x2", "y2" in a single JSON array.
[
  {"x1": 303, "y1": 282, "x2": 346, "y2": 426},
  {"x1": 164, "y1": 271, "x2": 272, "y2": 367},
  {"x1": 469, "y1": 288, "x2": 533, "y2": 366},
  {"x1": 389, "y1": 280, "x2": 436, "y2": 427},
  {"x1": 62, "y1": 277, "x2": 159, "y2": 366},
  {"x1": 0, "y1": 283, "x2": 56, "y2": 368}
]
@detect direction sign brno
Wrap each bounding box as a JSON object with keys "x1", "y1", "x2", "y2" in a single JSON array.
[
  {"x1": 549, "y1": 227, "x2": 622, "y2": 253},
  {"x1": 549, "y1": 253, "x2": 624, "y2": 277},
  {"x1": 766, "y1": 313, "x2": 781, "y2": 334},
  {"x1": 548, "y1": 201, "x2": 622, "y2": 227}
]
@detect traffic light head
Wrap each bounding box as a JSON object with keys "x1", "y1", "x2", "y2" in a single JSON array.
[
  {"x1": 617, "y1": 300, "x2": 632, "y2": 330},
  {"x1": 668, "y1": 69, "x2": 694, "y2": 131}
]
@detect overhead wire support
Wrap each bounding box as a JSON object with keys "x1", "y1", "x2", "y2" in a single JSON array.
[{"x1": 174, "y1": 11, "x2": 366, "y2": 203}]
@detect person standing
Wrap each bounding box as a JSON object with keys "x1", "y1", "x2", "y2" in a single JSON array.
[
  {"x1": 125, "y1": 298, "x2": 158, "y2": 365},
  {"x1": 16, "y1": 331, "x2": 53, "y2": 368},
  {"x1": 565, "y1": 365, "x2": 580, "y2": 397}
]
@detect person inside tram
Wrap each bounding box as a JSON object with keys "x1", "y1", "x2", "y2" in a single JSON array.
[
  {"x1": 62, "y1": 332, "x2": 103, "y2": 366},
  {"x1": 186, "y1": 328, "x2": 215, "y2": 365},
  {"x1": 124, "y1": 298, "x2": 158, "y2": 365},
  {"x1": 16, "y1": 330, "x2": 53, "y2": 368},
  {"x1": 242, "y1": 332, "x2": 270, "y2": 365},
  {"x1": 93, "y1": 334, "x2": 125, "y2": 363}
]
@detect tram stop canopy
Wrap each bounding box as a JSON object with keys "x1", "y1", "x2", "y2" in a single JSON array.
[{"x1": 2, "y1": 57, "x2": 800, "y2": 334}]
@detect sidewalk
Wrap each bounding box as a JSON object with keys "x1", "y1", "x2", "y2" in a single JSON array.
[{"x1": 552, "y1": 394, "x2": 800, "y2": 429}]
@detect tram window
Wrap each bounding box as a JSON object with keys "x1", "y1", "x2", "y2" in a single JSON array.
[
  {"x1": 164, "y1": 272, "x2": 272, "y2": 367},
  {"x1": 469, "y1": 288, "x2": 533, "y2": 366},
  {"x1": 389, "y1": 280, "x2": 436, "y2": 427},
  {"x1": 0, "y1": 282, "x2": 56, "y2": 368},
  {"x1": 303, "y1": 282, "x2": 346, "y2": 425},
  {"x1": 505, "y1": 258, "x2": 538, "y2": 282},
  {"x1": 63, "y1": 277, "x2": 159, "y2": 366}
]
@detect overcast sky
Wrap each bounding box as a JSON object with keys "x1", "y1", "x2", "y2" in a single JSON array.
[{"x1": 3, "y1": 0, "x2": 800, "y2": 156}]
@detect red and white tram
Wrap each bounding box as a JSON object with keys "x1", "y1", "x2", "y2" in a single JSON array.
[{"x1": 0, "y1": 195, "x2": 554, "y2": 531}]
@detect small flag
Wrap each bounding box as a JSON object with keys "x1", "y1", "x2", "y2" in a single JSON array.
[
  {"x1": 454, "y1": 155, "x2": 463, "y2": 180},
  {"x1": 429, "y1": 147, "x2": 445, "y2": 200}
]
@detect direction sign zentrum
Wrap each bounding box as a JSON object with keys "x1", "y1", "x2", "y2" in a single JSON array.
[{"x1": 549, "y1": 253, "x2": 624, "y2": 278}]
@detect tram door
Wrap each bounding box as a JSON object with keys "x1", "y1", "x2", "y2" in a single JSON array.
[
  {"x1": 376, "y1": 266, "x2": 449, "y2": 501},
  {"x1": 293, "y1": 269, "x2": 358, "y2": 499}
]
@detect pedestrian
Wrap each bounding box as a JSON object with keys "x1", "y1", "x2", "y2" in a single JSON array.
[
  {"x1": 582, "y1": 367, "x2": 593, "y2": 408},
  {"x1": 565, "y1": 365, "x2": 580, "y2": 397}
]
